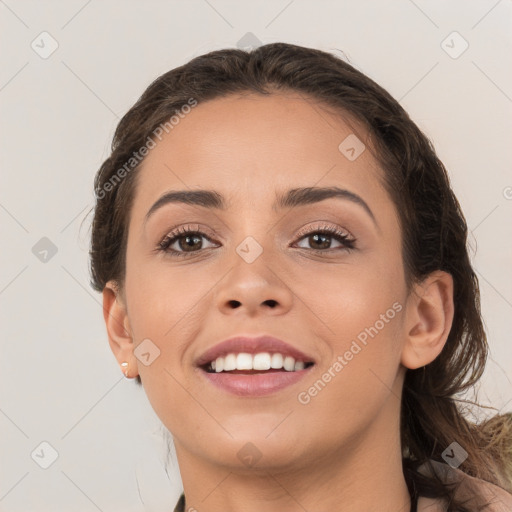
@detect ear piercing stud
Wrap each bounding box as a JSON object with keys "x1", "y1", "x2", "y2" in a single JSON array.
[{"x1": 121, "y1": 362, "x2": 129, "y2": 378}]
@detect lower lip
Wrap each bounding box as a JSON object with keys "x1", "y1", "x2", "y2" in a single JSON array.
[{"x1": 199, "y1": 367, "x2": 313, "y2": 396}]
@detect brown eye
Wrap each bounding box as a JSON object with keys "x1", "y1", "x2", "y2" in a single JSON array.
[
  {"x1": 158, "y1": 227, "x2": 217, "y2": 256},
  {"x1": 294, "y1": 226, "x2": 356, "y2": 252},
  {"x1": 306, "y1": 233, "x2": 333, "y2": 250}
]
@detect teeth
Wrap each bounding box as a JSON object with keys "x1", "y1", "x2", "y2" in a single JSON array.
[
  {"x1": 236, "y1": 353, "x2": 253, "y2": 370},
  {"x1": 211, "y1": 352, "x2": 310, "y2": 373},
  {"x1": 253, "y1": 353, "x2": 271, "y2": 370},
  {"x1": 270, "y1": 353, "x2": 283, "y2": 369},
  {"x1": 224, "y1": 353, "x2": 236, "y2": 371},
  {"x1": 283, "y1": 356, "x2": 295, "y2": 372}
]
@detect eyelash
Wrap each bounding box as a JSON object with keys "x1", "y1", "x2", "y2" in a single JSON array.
[{"x1": 156, "y1": 224, "x2": 356, "y2": 258}]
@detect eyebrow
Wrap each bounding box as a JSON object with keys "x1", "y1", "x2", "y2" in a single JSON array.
[{"x1": 145, "y1": 186, "x2": 377, "y2": 227}]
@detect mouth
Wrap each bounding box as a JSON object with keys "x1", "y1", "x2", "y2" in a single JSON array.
[
  {"x1": 201, "y1": 352, "x2": 315, "y2": 374},
  {"x1": 196, "y1": 335, "x2": 316, "y2": 396},
  {"x1": 198, "y1": 357, "x2": 315, "y2": 396}
]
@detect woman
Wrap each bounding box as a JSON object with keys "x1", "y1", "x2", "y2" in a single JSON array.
[{"x1": 89, "y1": 43, "x2": 512, "y2": 511}]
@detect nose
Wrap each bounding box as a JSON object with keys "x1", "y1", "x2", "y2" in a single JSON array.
[{"x1": 214, "y1": 257, "x2": 294, "y2": 318}]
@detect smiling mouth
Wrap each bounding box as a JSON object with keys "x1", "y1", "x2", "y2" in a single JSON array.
[
  {"x1": 200, "y1": 352, "x2": 315, "y2": 374},
  {"x1": 198, "y1": 351, "x2": 316, "y2": 396}
]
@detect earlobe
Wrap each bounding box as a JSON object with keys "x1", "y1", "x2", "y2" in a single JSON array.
[
  {"x1": 401, "y1": 271, "x2": 454, "y2": 370},
  {"x1": 103, "y1": 281, "x2": 139, "y2": 378}
]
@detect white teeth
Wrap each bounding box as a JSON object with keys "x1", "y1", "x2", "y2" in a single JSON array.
[
  {"x1": 253, "y1": 352, "x2": 271, "y2": 370},
  {"x1": 223, "y1": 353, "x2": 237, "y2": 371},
  {"x1": 236, "y1": 353, "x2": 253, "y2": 370},
  {"x1": 283, "y1": 356, "x2": 295, "y2": 372},
  {"x1": 270, "y1": 353, "x2": 283, "y2": 368},
  {"x1": 210, "y1": 352, "x2": 310, "y2": 372}
]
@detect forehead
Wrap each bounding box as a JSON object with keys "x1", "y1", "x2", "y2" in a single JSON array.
[{"x1": 132, "y1": 92, "x2": 389, "y2": 214}]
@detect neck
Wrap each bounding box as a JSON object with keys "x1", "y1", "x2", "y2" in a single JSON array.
[{"x1": 173, "y1": 392, "x2": 411, "y2": 512}]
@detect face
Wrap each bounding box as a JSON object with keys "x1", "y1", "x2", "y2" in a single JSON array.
[{"x1": 118, "y1": 93, "x2": 410, "y2": 472}]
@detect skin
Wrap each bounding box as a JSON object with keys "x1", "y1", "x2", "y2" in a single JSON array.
[{"x1": 103, "y1": 93, "x2": 454, "y2": 512}]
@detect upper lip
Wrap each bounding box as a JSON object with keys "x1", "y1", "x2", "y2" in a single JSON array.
[{"x1": 196, "y1": 335, "x2": 316, "y2": 367}]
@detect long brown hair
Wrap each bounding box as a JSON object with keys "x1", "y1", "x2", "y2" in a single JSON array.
[{"x1": 89, "y1": 42, "x2": 512, "y2": 509}]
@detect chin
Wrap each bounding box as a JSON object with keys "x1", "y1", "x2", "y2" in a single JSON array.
[{"x1": 204, "y1": 431, "x2": 309, "y2": 471}]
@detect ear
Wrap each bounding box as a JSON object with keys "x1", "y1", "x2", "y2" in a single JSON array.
[
  {"x1": 103, "y1": 280, "x2": 139, "y2": 379},
  {"x1": 401, "y1": 270, "x2": 454, "y2": 370}
]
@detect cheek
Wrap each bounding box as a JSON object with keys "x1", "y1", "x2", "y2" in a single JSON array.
[
  {"x1": 295, "y1": 245, "x2": 405, "y2": 340},
  {"x1": 123, "y1": 257, "x2": 211, "y2": 437},
  {"x1": 294, "y1": 276, "x2": 405, "y2": 444},
  {"x1": 123, "y1": 249, "x2": 228, "y2": 415},
  {"x1": 124, "y1": 256, "x2": 210, "y2": 360},
  {"x1": 294, "y1": 245, "x2": 406, "y2": 406}
]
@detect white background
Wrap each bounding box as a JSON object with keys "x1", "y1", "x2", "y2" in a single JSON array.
[{"x1": 1, "y1": 1, "x2": 511, "y2": 510}]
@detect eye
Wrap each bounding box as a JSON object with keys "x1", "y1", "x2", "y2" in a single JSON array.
[
  {"x1": 293, "y1": 224, "x2": 356, "y2": 252},
  {"x1": 157, "y1": 225, "x2": 218, "y2": 257},
  {"x1": 156, "y1": 223, "x2": 356, "y2": 258}
]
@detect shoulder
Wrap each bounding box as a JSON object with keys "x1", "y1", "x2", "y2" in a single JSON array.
[{"x1": 417, "y1": 459, "x2": 512, "y2": 512}]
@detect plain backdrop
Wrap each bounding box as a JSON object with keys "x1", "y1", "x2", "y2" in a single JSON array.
[{"x1": 1, "y1": 1, "x2": 511, "y2": 511}]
